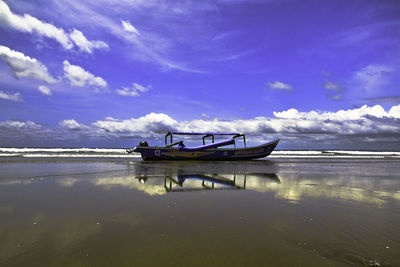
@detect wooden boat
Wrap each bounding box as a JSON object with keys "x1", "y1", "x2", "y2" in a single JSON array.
[{"x1": 127, "y1": 132, "x2": 279, "y2": 161}]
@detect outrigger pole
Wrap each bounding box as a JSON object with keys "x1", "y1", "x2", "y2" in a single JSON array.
[
  {"x1": 179, "y1": 139, "x2": 235, "y2": 152},
  {"x1": 164, "y1": 132, "x2": 246, "y2": 148}
]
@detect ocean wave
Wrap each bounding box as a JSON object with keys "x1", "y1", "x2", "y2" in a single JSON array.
[
  {"x1": 268, "y1": 155, "x2": 387, "y2": 159},
  {"x1": 270, "y1": 150, "x2": 400, "y2": 157},
  {"x1": 0, "y1": 148, "x2": 140, "y2": 158},
  {"x1": 0, "y1": 148, "x2": 398, "y2": 158},
  {"x1": 0, "y1": 148, "x2": 126, "y2": 153},
  {"x1": 322, "y1": 150, "x2": 400, "y2": 156},
  {"x1": 18, "y1": 154, "x2": 141, "y2": 158}
]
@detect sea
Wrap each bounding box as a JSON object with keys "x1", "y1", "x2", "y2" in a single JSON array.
[{"x1": 1, "y1": 147, "x2": 399, "y2": 159}]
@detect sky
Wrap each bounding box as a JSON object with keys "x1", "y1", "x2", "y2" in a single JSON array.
[{"x1": 0, "y1": 0, "x2": 399, "y2": 150}]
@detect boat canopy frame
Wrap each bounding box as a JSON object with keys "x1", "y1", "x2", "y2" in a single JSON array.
[{"x1": 164, "y1": 132, "x2": 246, "y2": 148}]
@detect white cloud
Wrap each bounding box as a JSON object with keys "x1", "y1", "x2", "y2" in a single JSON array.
[
  {"x1": 0, "y1": 0, "x2": 72, "y2": 49},
  {"x1": 323, "y1": 81, "x2": 343, "y2": 91},
  {"x1": 37, "y1": 85, "x2": 51, "y2": 96},
  {"x1": 93, "y1": 104, "x2": 400, "y2": 138},
  {"x1": 69, "y1": 29, "x2": 109, "y2": 53},
  {"x1": 323, "y1": 81, "x2": 344, "y2": 100},
  {"x1": 59, "y1": 119, "x2": 86, "y2": 130},
  {"x1": 0, "y1": 90, "x2": 23, "y2": 102},
  {"x1": 363, "y1": 96, "x2": 400, "y2": 103},
  {"x1": 270, "y1": 105, "x2": 400, "y2": 135},
  {"x1": 0, "y1": 119, "x2": 47, "y2": 142},
  {"x1": 116, "y1": 83, "x2": 150, "y2": 97},
  {"x1": 0, "y1": 0, "x2": 107, "y2": 53},
  {"x1": 63, "y1": 60, "x2": 107, "y2": 89},
  {"x1": 93, "y1": 113, "x2": 178, "y2": 134},
  {"x1": 1, "y1": 104, "x2": 400, "y2": 149},
  {"x1": 121, "y1": 19, "x2": 140, "y2": 35},
  {"x1": 267, "y1": 81, "x2": 292, "y2": 90},
  {"x1": 0, "y1": 120, "x2": 41, "y2": 129},
  {"x1": 353, "y1": 64, "x2": 391, "y2": 96},
  {"x1": 273, "y1": 105, "x2": 392, "y2": 120},
  {"x1": 51, "y1": 0, "x2": 205, "y2": 72},
  {"x1": 389, "y1": 105, "x2": 400, "y2": 118},
  {"x1": 0, "y1": 45, "x2": 57, "y2": 83}
]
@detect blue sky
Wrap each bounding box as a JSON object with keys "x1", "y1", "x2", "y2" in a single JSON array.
[{"x1": 0, "y1": 0, "x2": 399, "y2": 149}]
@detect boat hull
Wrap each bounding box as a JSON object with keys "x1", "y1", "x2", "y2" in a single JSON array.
[{"x1": 133, "y1": 140, "x2": 279, "y2": 161}]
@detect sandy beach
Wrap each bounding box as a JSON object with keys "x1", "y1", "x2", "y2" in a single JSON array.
[
  {"x1": 1, "y1": 152, "x2": 400, "y2": 266},
  {"x1": 2, "y1": 0, "x2": 400, "y2": 266}
]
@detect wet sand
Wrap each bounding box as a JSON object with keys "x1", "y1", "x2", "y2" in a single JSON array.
[{"x1": 1, "y1": 157, "x2": 400, "y2": 266}]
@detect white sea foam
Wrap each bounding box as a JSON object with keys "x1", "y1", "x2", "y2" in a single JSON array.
[
  {"x1": 0, "y1": 148, "x2": 126, "y2": 153},
  {"x1": 0, "y1": 153, "x2": 21, "y2": 157},
  {"x1": 19, "y1": 154, "x2": 141, "y2": 158},
  {"x1": 0, "y1": 148, "x2": 398, "y2": 159},
  {"x1": 323, "y1": 150, "x2": 400, "y2": 156},
  {"x1": 271, "y1": 151, "x2": 327, "y2": 155},
  {"x1": 271, "y1": 150, "x2": 400, "y2": 157},
  {"x1": 0, "y1": 147, "x2": 140, "y2": 158},
  {"x1": 268, "y1": 155, "x2": 387, "y2": 159}
]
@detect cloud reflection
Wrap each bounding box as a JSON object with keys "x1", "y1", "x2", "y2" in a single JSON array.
[
  {"x1": 1, "y1": 164, "x2": 398, "y2": 206},
  {"x1": 90, "y1": 171, "x2": 399, "y2": 207}
]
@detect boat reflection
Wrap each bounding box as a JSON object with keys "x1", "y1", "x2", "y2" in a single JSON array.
[
  {"x1": 163, "y1": 173, "x2": 246, "y2": 192},
  {"x1": 134, "y1": 172, "x2": 280, "y2": 193}
]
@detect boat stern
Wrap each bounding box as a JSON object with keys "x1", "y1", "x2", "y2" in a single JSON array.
[
  {"x1": 126, "y1": 140, "x2": 149, "y2": 154},
  {"x1": 126, "y1": 146, "x2": 138, "y2": 153}
]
